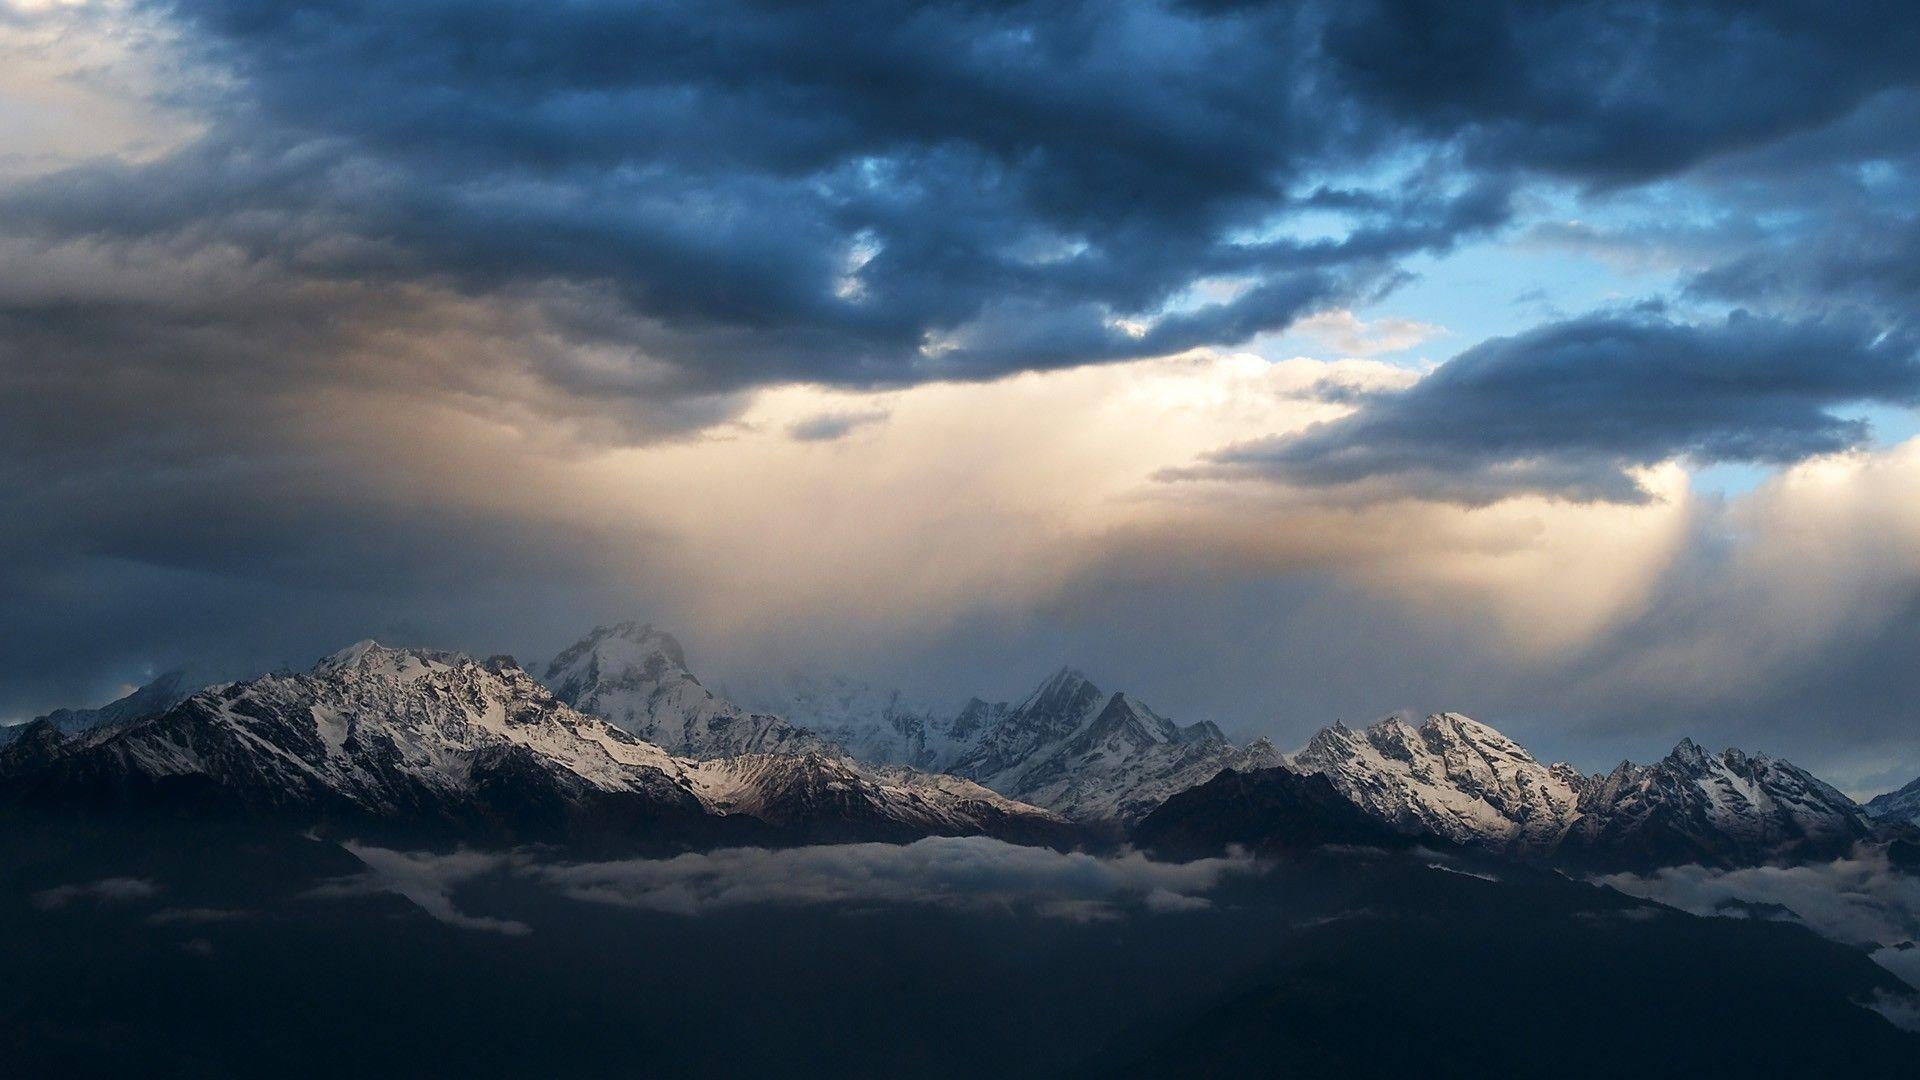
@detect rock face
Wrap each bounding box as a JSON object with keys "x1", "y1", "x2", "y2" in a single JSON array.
[
  {"x1": 1292, "y1": 713, "x2": 1581, "y2": 854},
  {"x1": 946, "y1": 672, "x2": 1283, "y2": 826},
  {"x1": 1132, "y1": 766, "x2": 1413, "y2": 860},
  {"x1": 1291, "y1": 713, "x2": 1874, "y2": 870},
  {"x1": 767, "y1": 664, "x2": 1282, "y2": 825},
  {"x1": 543, "y1": 623, "x2": 822, "y2": 759},
  {"x1": 0, "y1": 641, "x2": 1069, "y2": 849},
  {"x1": 1866, "y1": 775, "x2": 1920, "y2": 827},
  {"x1": 1558, "y1": 739, "x2": 1872, "y2": 870}
]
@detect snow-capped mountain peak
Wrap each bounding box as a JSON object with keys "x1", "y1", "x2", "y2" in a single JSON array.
[
  {"x1": 1294, "y1": 711, "x2": 1582, "y2": 851},
  {"x1": 315, "y1": 640, "x2": 471, "y2": 682},
  {"x1": 543, "y1": 623, "x2": 819, "y2": 759},
  {"x1": 0, "y1": 640, "x2": 1070, "y2": 848},
  {"x1": 1292, "y1": 712, "x2": 1874, "y2": 870}
]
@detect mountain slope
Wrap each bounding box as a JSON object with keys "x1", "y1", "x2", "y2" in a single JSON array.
[
  {"x1": 723, "y1": 670, "x2": 974, "y2": 772},
  {"x1": 0, "y1": 641, "x2": 1069, "y2": 848},
  {"x1": 941, "y1": 669, "x2": 1281, "y2": 824},
  {"x1": 1560, "y1": 739, "x2": 1872, "y2": 870},
  {"x1": 1290, "y1": 713, "x2": 1874, "y2": 870},
  {"x1": 1867, "y1": 775, "x2": 1920, "y2": 827},
  {"x1": 1132, "y1": 766, "x2": 1414, "y2": 859},
  {"x1": 688, "y1": 658, "x2": 1280, "y2": 825},
  {"x1": 1291, "y1": 712, "x2": 1581, "y2": 855},
  {"x1": 544, "y1": 623, "x2": 822, "y2": 759}
]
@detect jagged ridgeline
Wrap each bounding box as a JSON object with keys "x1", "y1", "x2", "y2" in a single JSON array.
[{"x1": 2, "y1": 622, "x2": 1912, "y2": 873}]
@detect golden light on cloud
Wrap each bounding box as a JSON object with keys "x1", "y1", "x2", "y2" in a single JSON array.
[{"x1": 396, "y1": 349, "x2": 1699, "y2": 664}]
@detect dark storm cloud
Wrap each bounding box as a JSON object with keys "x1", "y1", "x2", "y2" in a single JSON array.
[
  {"x1": 6, "y1": 0, "x2": 1913, "y2": 399},
  {"x1": 1320, "y1": 0, "x2": 1920, "y2": 184},
  {"x1": 5, "y1": 0, "x2": 1920, "y2": 749},
  {"x1": 1186, "y1": 311, "x2": 1920, "y2": 502},
  {"x1": 20, "y1": 0, "x2": 1914, "y2": 398}
]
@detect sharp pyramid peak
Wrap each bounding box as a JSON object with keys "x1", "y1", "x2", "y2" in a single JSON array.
[{"x1": 1020, "y1": 666, "x2": 1103, "y2": 709}]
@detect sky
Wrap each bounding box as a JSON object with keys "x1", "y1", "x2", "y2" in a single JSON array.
[{"x1": 2, "y1": 0, "x2": 1918, "y2": 792}]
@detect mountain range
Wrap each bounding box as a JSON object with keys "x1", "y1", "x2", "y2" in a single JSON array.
[
  {"x1": 1290, "y1": 711, "x2": 1873, "y2": 870},
  {"x1": 0, "y1": 640, "x2": 1068, "y2": 849},
  {"x1": 2, "y1": 620, "x2": 1913, "y2": 873}
]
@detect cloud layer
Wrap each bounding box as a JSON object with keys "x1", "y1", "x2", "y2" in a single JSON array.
[
  {"x1": 315, "y1": 837, "x2": 1261, "y2": 932},
  {"x1": 1193, "y1": 311, "x2": 1920, "y2": 503},
  {"x1": 1601, "y1": 844, "x2": 1920, "y2": 994},
  {"x1": 2, "y1": 0, "x2": 1919, "y2": 790}
]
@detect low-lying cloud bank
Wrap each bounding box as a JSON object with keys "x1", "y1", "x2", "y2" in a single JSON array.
[
  {"x1": 318, "y1": 837, "x2": 1262, "y2": 934},
  {"x1": 31, "y1": 876, "x2": 161, "y2": 910},
  {"x1": 1599, "y1": 845, "x2": 1920, "y2": 990}
]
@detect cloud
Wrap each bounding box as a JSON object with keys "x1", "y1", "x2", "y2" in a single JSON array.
[
  {"x1": 1318, "y1": 0, "x2": 1920, "y2": 185},
  {"x1": 310, "y1": 843, "x2": 531, "y2": 935},
  {"x1": 146, "y1": 906, "x2": 255, "y2": 925},
  {"x1": 1, "y1": 0, "x2": 1919, "y2": 792},
  {"x1": 308, "y1": 838, "x2": 1258, "y2": 931},
  {"x1": 1292, "y1": 310, "x2": 1444, "y2": 356},
  {"x1": 0, "y1": 0, "x2": 1514, "y2": 395},
  {"x1": 537, "y1": 836, "x2": 1259, "y2": 921},
  {"x1": 32, "y1": 876, "x2": 161, "y2": 909},
  {"x1": 786, "y1": 409, "x2": 891, "y2": 443},
  {"x1": 1599, "y1": 845, "x2": 1920, "y2": 986},
  {"x1": 1185, "y1": 310, "x2": 1920, "y2": 503}
]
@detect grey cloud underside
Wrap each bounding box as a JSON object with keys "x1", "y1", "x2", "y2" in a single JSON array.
[
  {"x1": 4, "y1": 0, "x2": 1920, "y2": 755},
  {"x1": 11, "y1": 0, "x2": 1916, "y2": 395},
  {"x1": 1186, "y1": 311, "x2": 1920, "y2": 503}
]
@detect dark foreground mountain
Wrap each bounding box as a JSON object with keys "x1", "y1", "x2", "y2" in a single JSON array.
[
  {"x1": 1087, "y1": 851, "x2": 1919, "y2": 1079},
  {"x1": 1132, "y1": 766, "x2": 1414, "y2": 859},
  {"x1": 1292, "y1": 712, "x2": 1874, "y2": 871},
  {"x1": 0, "y1": 642, "x2": 1070, "y2": 850},
  {"x1": 2, "y1": 817, "x2": 1912, "y2": 1079}
]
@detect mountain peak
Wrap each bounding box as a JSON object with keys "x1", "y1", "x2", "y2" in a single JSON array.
[
  {"x1": 315, "y1": 640, "x2": 468, "y2": 680},
  {"x1": 541, "y1": 622, "x2": 819, "y2": 759},
  {"x1": 1666, "y1": 737, "x2": 1712, "y2": 770},
  {"x1": 1013, "y1": 666, "x2": 1103, "y2": 719},
  {"x1": 598, "y1": 621, "x2": 689, "y2": 669},
  {"x1": 546, "y1": 622, "x2": 690, "y2": 689}
]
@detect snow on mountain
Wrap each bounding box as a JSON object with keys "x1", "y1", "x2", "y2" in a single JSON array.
[
  {"x1": 1290, "y1": 713, "x2": 1874, "y2": 870},
  {"x1": 940, "y1": 669, "x2": 1282, "y2": 825},
  {"x1": 1560, "y1": 739, "x2": 1873, "y2": 870},
  {"x1": 1291, "y1": 712, "x2": 1582, "y2": 854},
  {"x1": 1866, "y1": 775, "x2": 1920, "y2": 826},
  {"x1": 0, "y1": 641, "x2": 1068, "y2": 847},
  {"x1": 720, "y1": 670, "x2": 968, "y2": 771},
  {"x1": 720, "y1": 662, "x2": 1275, "y2": 825},
  {"x1": 543, "y1": 623, "x2": 822, "y2": 759}
]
